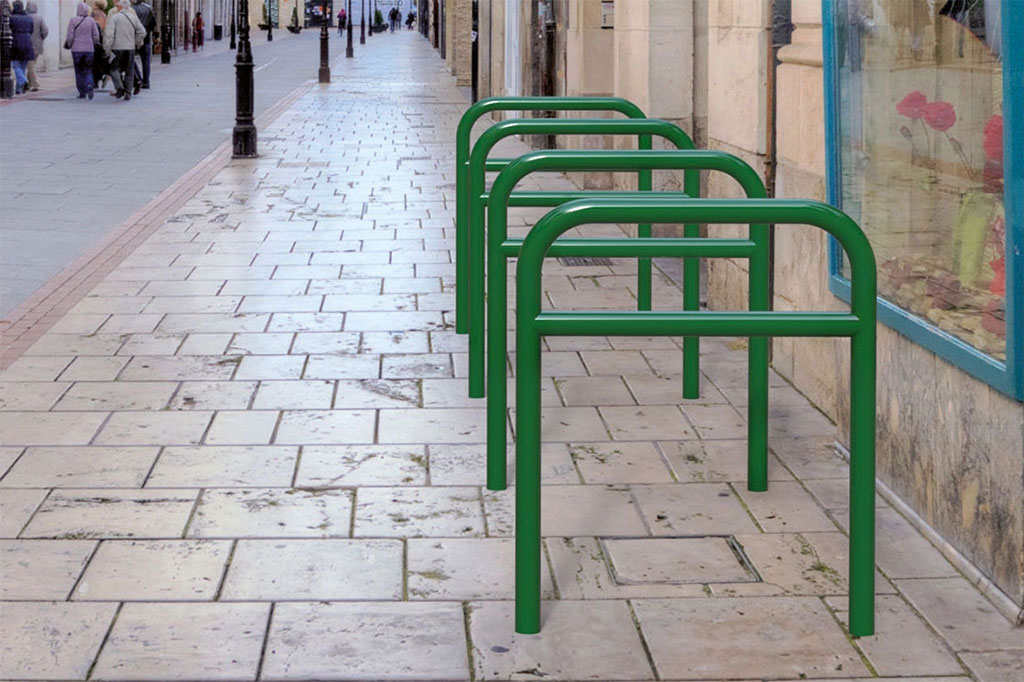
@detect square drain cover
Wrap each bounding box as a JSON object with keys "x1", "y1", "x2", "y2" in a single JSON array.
[{"x1": 602, "y1": 536, "x2": 758, "y2": 585}]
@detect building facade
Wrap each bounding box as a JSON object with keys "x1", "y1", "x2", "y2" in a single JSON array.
[{"x1": 434, "y1": 0, "x2": 1024, "y2": 620}]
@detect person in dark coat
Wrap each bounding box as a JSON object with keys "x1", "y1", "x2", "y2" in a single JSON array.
[
  {"x1": 131, "y1": 0, "x2": 156, "y2": 89},
  {"x1": 9, "y1": 0, "x2": 35, "y2": 95},
  {"x1": 91, "y1": 0, "x2": 109, "y2": 89}
]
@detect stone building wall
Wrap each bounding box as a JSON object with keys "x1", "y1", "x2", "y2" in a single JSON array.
[
  {"x1": 452, "y1": 0, "x2": 471, "y2": 86},
  {"x1": 488, "y1": 0, "x2": 504, "y2": 100},
  {"x1": 609, "y1": 0, "x2": 696, "y2": 237},
  {"x1": 477, "y1": 0, "x2": 491, "y2": 98},
  {"x1": 444, "y1": 0, "x2": 454, "y2": 69},
  {"x1": 704, "y1": 0, "x2": 771, "y2": 306},
  {"x1": 427, "y1": 0, "x2": 438, "y2": 46}
]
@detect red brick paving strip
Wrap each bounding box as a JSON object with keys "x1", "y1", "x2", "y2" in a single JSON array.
[{"x1": 0, "y1": 82, "x2": 313, "y2": 368}]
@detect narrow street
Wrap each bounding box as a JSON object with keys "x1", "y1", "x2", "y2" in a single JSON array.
[{"x1": 0, "y1": 27, "x2": 1019, "y2": 682}]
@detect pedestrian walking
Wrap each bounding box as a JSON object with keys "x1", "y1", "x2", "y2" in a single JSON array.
[
  {"x1": 8, "y1": 1, "x2": 35, "y2": 95},
  {"x1": 90, "y1": 0, "x2": 109, "y2": 89},
  {"x1": 192, "y1": 12, "x2": 203, "y2": 52},
  {"x1": 389, "y1": 7, "x2": 398, "y2": 32},
  {"x1": 103, "y1": 0, "x2": 145, "y2": 100},
  {"x1": 25, "y1": 1, "x2": 48, "y2": 92},
  {"x1": 131, "y1": 0, "x2": 155, "y2": 89},
  {"x1": 65, "y1": 2, "x2": 100, "y2": 99},
  {"x1": 337, "y1": 7, "x2": 346, "y2": 35},
  {"x1": 405, "y1": 11, "x2": 415, "y2": 30}
]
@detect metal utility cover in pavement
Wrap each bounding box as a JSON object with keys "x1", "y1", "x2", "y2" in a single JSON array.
[
  {"x1": 558, "y1": 256, "x2": 613, "y2": 267},
  {"x1": 601, "y1": 536, "x2": 759, "y2": 585}
]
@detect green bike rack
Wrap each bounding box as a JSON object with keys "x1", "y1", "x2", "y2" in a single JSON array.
[
  {"x1": 514, "y1": 197, "x2": 877, "y2": 637},
  {"x1": 466, "y1": 118, "x2": 699, "y2": 398},
  {"x1": 485, "y1": 149, "x2": 769, "y2": 493},
  {"x1": 455, "y1": 96, "x2": 648, "y2": 335}
]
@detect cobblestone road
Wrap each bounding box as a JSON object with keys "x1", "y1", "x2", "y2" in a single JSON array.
[{"x1": 0, "y1": 30, "x2": 1020, "y2": 682}]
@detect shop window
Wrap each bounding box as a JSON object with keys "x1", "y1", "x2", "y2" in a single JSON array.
[{"x1": 823, "y1": 0, "x2": 1022, "y2": 398}]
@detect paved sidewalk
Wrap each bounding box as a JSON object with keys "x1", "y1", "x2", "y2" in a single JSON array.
[{"x1": 0, "y1": 30, "x2": 1020, "y2": 682}]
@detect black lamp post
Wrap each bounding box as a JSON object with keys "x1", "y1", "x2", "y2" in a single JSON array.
[
  {"x1": 359, "y1": 0, "x2": 365, "y2": 43},
  {"x1": 266, "y1": 0, "x2": 272, "y2": 41},
  {"x1": 233, "y1": 0, "x2": 257, "y2": 157},
  {"x1": 161, "y1": 0, "x2": 171, "y2": 63},
  {"x1": 319, "y1": 0, "x2": 330, "y2": 82},
  {"x1": 345, "y1": 0, "x2": 353, "y2": 57},
  {"x1": 1, "y1": 0, "x2": 14, "y2": 99},
  {"x1": 229, "y1": 0, "x2": 236, "y2": 49}
]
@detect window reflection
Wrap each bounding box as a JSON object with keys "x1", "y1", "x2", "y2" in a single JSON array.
[{"x1": 836, "y1": 0, "x2": 1005, "y2": 359}]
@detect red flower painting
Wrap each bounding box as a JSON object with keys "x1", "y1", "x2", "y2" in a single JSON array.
[
  {"x1": 983, "y1": 114, "x2": 1003, "y2": 162},
  {"x1": 896, "y1": 91, "x2": 928, "y2": 119},
  {"x1": 922, "y1": 101, "x2": 956, "y2": 131}
]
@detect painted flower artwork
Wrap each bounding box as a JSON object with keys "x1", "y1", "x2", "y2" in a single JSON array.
[
  {"x1": 896, "y1": 91, "x2": 928, "y2": 119},
  {"x1": 921, "y1": 101, "x2": 956, "y2": 131},
  {"x1": 983, "y1": 114, "x2": 1003, "y2": 163},
  {"x1": 888, "y1": 90, "x2": 1007, "y2": 349}
]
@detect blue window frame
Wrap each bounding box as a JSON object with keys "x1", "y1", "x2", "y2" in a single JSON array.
[{"x1": 823, "y1": 0, "x2": 1023, "y2": 400}]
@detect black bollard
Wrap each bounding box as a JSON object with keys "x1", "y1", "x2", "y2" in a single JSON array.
[
  {"x1": 161, "y1": 0, "x2": 171, "y2": 64},
  {"x1": 233, "y1": 0, "x2": 257, "y2": 158},
  {"x1": 229, "y1": 0, "x2": 236, "y2": 49},
  {"x1": 0, "y1": 0, "x2": 13, "y2": 98},
  {"x1": 318, "y1": 0, "x2": 330, "y2": 82},
  {"x1": 345, "y1": 0, "x2": 353, "y2": 58}
]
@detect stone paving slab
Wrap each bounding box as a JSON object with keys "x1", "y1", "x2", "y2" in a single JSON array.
[{"x1": 0, "y1": 29, "x2": 1018, "y2": 682}]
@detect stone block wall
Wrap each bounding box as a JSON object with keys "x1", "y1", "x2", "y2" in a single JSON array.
[
  {"x1": 428, "y1": 0, "x2": 438, "y2": 46},
  {"x1": 561, "y1": 0, "x2": 615, "y2": 190},
  {"x1": 772, "y1": 1, "x2": 840, "y2": 414},
  {"x1": 441, "y1": 0, "x2": 472, "y2": 86},
  {"x1": 445, "y1": 0, "x2": 455, "y2": 69},
  {"x1": 453, "y1": 0, "x2": 472, "y2": 86},
  {"x1": 610, "y1": 0, "x2": 696, "y2": 236},
  {"x1": 703, "y1": 0, "x2": 770, "y2": 307},
  {"x1": 477, "y1": 0, "x2": 492, "y2": 98}
]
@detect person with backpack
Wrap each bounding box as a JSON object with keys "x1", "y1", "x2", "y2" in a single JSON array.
[
  {"x1": 65, "y1": 2, "x2": 101, "y2": 99},
  {"x1": 103, "y1": 0, "x2": 145, "y2": 100},
  {"x1": 131, "y1": 0, "x2": 156, "y2": 89}
]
